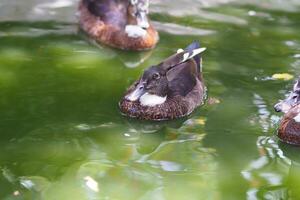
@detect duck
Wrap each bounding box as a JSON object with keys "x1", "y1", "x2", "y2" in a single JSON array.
[
  {"x1": 78, "y1": 0, "x2": 159, "y2": 50},
  {"x1": 119, "y1": 41, "x2": 207, "y2": 121},
  {"x1": 274, "y1": 77, "x2": 300, "y2": 145}
]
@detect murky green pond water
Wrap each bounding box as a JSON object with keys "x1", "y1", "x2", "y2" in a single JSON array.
[{"x1": 1, "y1": 0, "x2": 300, "y2": 199}]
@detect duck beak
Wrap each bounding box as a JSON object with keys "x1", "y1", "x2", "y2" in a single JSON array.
[
  {"x1": 125, "y1": 82, "x2": 146, "y2": 101},
  {"x1": 274, "y1": 99, "x2": 294, "y2": 113},
  {"x1": 274, "y1": 102, "x2": 283, "y2": 112},
  {"x1": 136, "y1": 12, "x2": 149, "y2": 29}
]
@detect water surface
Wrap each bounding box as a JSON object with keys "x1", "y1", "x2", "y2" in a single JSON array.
[{"x1": 0, "y1": 0, "x2": 300, "y2": 199}]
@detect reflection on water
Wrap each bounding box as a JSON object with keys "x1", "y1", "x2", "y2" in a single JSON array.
[
  {"x1": 242, "y1": 136, "x2": 290, "y2": 200},
  {"x1": 0, "y1": 119, "x2": 217, "y2": 199},
  {"x1": 251, "y1": 94, "x2": 281, "y2": 133},
  {"x1": 152, "y1": 21, "x2": 216, "y2": 36},
  {"x1": 242, "y1": 135, "x2": 300, "y2": 200},
  {"x1": 0, "y1": 0, "x2": 300, "y2": 199}
]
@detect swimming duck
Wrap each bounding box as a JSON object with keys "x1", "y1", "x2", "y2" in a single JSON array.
[
  {"x1": 274, "y1": 77, "x2": 300, "y2": 145},
  {"x1": 78, "y1": 0, "x2": 159, "y2": 50},
  {"x1": 119, "y1": 42, "x2": 207, "y2": 120}
]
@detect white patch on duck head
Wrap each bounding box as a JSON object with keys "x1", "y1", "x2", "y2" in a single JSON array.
[
  {"x1": 181, "y1": 47, "x2": 207, "y2": 62},
  {"x1": 125, "y1": 25, "x2": 147, "y2": 38},
  {"x1": 140, "y1": 93, "x2": 167, "y2": 107},
  {"x1": 294, "y1": 113, "x2": 300, "y2": 122}
]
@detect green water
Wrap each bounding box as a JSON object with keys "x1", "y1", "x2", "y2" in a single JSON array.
[{"x1": 1, "y1": 0, "x2": 300, "y2": 199}]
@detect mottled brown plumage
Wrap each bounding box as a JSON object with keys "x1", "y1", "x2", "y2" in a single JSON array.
[
  {"x1": 277, "y1": 105, "x2": 300, "y2": 145},
  {"x1": 119, "y1": 42, "x2": 206, "y2": 121},
  {"x1": 120, "y1": 79, "x2": 205, "y2": 120},
  {"x1": 78, "y1": 0, "x2": 159, "y2": 50},
  {"x1": 275, "y1": 77, "x2": 300, "y2": 145}
]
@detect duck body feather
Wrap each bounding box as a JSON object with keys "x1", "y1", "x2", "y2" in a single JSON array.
[
  {"x1": 78, "y1": 0, "x2": 158, "y2": 50},
  {"x1": 119, "y1": 78, "x2": 205, "y2": 121},
  {"x1": 119, "y1": 42, "x2": 206, "y2": 120},
  {"x1": 278, "y1": 105, "x2": 300, "y2": 145}
]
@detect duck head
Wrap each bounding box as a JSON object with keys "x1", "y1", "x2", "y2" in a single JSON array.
[
  {"x1": 125, "y1": 0, "x2": 150, "y2": 38},
  {"x1": 129, "y1": 0, "x2": 149, "y2": 29},
  {"x1": 274, "y1": 77, "x2": 300, "y2": 113},
  {"x1": 125, "y1": 66, "x2": 168, "y2": 107}
]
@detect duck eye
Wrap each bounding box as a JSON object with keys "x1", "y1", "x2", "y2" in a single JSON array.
[
  {"x1": 292, "y1": 95, "x2": 298, "y2": 102},
  {"x1": 153, "y1": 73, "x2": 160, "y2": 80}
]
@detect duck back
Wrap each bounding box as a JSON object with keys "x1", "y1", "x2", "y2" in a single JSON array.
[{"x1": 83, "y1": 0, "x2": 127, "y2": 27}]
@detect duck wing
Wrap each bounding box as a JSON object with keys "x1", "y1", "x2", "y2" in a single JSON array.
[
  {"x1": 167, "y1": 60, "x2": 198, "y2": 97},
  {"x1": 158, "y1": 41, "x2": 206, "y2": 75},
  {"x1": 84, "y1": 0, "x2": 127, "y2": 27},
  {"x1": 84, "y1": 0, "x2": 109, "y2": 17}
]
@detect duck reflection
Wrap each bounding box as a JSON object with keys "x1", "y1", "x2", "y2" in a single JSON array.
[
  {"x1": 118, "y1": 49, "x2": 153, "y2": 68},
  {"x1": 78, "y1": 28, "x2": 154, "y2": 68}
]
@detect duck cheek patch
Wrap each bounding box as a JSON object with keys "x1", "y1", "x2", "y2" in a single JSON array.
[
  {"x1": 125, "y1": 25, "x2": 147, "y2": 38},
  {"x1": 294, "y1": 113, "x2": 300, "y2": 122},
  {"x1": 139, "y1": 93, "x2": 167, "y2": 107}
]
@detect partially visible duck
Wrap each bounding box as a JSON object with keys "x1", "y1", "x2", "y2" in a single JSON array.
[
  {"x1": 78, "y1": 0, "x2": 159, "y2": 50},
  {"x1": 274, "y1": 77, "x2": 300, "y2": 145},
  {"x1": 119, "y1": 41, "x2": 207, "y2": 120}
]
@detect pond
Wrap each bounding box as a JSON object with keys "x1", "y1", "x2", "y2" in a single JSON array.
[{"x1": 0, "y1": 0, "x2": 300, "y2": 199}]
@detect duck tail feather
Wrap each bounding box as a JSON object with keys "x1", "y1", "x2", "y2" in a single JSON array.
[
  {"x1": 185, "y1": 41, "x2": 201, "y2": 52},
  {"x1": 185, "y1": 41, "x2": 203, "y2": 73}
]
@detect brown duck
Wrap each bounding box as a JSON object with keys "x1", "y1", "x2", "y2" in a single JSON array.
[
  {"x1": 119, "y1": 42, "x2": 207, "y2": 120},
  {"x1": 274, "y1": 77, "x2": 300, "y2": 145},
  {"x1": 78, "y1": 0, "x2": 159, "y2": 50}
]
